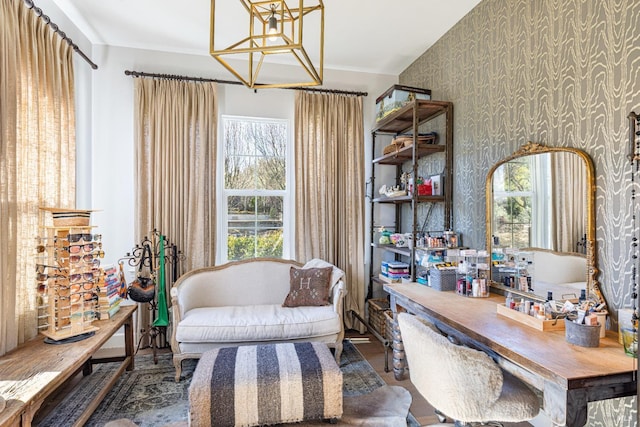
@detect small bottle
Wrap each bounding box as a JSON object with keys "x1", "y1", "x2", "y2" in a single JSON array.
[
  {"x1": 505, "y1": 292, "x2": 513, "y2": 309},
  {"x1": 579, "y1": 289, "x2": 586, "y2": 304}
]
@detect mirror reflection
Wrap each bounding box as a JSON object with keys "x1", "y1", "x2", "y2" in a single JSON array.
[
  {"x1": 486, "y1": 142, "x2": 605, "y2": 308},
  {"x1": 490, "y1": 152, "x2": 586, "y2": 253}
]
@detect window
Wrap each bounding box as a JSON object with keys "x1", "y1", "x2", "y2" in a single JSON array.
[
  {"x1": 220, "y1": 116, "x2": 290, "y2": 262},
  {"x1": 492, "y1": 158, "x2": 533, "y2": 248},
  {"x1": 492, "y1": 155, "x2": 552, "y2": 249}
]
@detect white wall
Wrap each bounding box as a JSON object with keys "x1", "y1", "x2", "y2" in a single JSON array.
[{"x1": 86, "y1": 45, "x2": 396, "y2": 277}]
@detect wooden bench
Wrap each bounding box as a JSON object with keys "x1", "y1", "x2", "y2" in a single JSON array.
[{"x1": 0, "y1": 304, "x2": 136, "y2": 427}]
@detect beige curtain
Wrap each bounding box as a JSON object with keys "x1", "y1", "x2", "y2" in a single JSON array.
[
  {"x1": 0, "y1": 0, "x2": 76, "y2": 355},
  {"x1": 294, "y1": 91, "x2": 365, "y2": 330},
  {"x1": 133, "y1": 78, "x2": 217, "y2": 342},
  {"x1": 551, "y1": 153, "x2": 586, "y2": 252}
]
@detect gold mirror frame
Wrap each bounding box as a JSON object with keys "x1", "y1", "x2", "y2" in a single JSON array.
[{"x1": 485, "y1": 142, "x2": 606, "y2": 308}]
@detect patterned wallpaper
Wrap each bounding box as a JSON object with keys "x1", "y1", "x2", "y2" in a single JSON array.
[{"x1": 400, "y1": 0, "x2": 640, "y2": 425}]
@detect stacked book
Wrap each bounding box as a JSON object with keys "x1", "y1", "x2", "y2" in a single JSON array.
[
  {"x1": 97, "y1": 264, "x2": 122, "y2": 319},
  {"x1": 380, "y1": 261, "x2": 410, "y2": 282}
]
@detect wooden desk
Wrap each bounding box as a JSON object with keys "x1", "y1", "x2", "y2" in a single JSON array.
[
  {"x1": 0, "y1": 304, "x2": 136, "y2": 427},
  {"x1": 384, "y1": 283, "x2": 637, "y2": 427}
]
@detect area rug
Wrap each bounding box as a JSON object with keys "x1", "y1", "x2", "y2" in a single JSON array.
[{"x1": 36, "y1": 341, "x2": 419, "y2": 427}]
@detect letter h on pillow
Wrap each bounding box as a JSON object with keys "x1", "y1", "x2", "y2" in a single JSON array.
[{"x1": 283, "y1": 266, "x2": 333, "y2": 307}]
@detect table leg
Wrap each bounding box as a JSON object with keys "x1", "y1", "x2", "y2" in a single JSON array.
[
  {"x1": 544, "y1": 380, "x2": 588, "y2": 427},
  {"x1": 390, "y1": 313, "x2": 408, "y2": 380},
  {"x1": 124, "y1": 310, "x2": 135, "y2": 371}
]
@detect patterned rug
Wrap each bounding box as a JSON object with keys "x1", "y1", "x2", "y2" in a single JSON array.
[{"x1": 36, "y1": 341, "x2": 418, "y2": 427}]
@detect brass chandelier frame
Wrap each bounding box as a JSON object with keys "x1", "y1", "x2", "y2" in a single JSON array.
[{"x1": 209, "y1": 0, "x2": 324, "y2": 89}]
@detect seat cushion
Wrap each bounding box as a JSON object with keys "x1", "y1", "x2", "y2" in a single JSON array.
[{"x1": 175, "y1": 304, "x2": 341, "y2": 343}]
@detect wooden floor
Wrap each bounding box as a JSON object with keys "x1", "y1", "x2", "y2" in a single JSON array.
[
  {"x1": 345, "y1": 330, "x2": 533, "y2": 426},
  {"x1": 34, "y1": 332, "x2": 533, "y2": 426}
]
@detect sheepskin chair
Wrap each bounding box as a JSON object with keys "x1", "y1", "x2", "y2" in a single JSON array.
[{"x1": 397, "y1": 313, "x2": 540, "y2": 426}]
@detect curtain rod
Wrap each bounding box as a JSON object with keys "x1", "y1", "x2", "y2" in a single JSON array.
[
  {"x1": 124, "y1": 70, "x2": 368, "y2": 97},
  {"x1": 24, "y1": 0, "x2": 98, "y2": 70}
]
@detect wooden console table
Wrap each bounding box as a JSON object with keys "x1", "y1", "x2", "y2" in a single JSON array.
[
  {"x1": 384, "y1": 283, "x2": 637, "y2": 427},
  {"x1": 0, "y1": 304, "x2": 137, "y2": 427}
]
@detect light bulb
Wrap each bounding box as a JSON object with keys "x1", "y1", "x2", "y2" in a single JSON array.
[{"x1": 268, "y1": 14, "x2": 277, "y2": 41}]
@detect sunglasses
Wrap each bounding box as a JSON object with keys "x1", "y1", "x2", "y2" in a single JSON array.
[
  {"x1": 70, "y1": 282, "x2": 95, "y2": 293},
  {"x1": 69, "y1": 271, "x2": 95, "y2": 283},
  {"x1": 59, "y1": 254, "x2": 101, "y2": 268},
  {"x1": 66, "y1": 233, "x2": 102, "y2": 243},
  {"x1": 61, "y1": 243, "x2": 102, "y2": 254},
  {"x1": 35, "y1": 264, "x2": 67, "y2": 274},
  {"x1": 70, "y1": 291, "x2": 96, "y2": 303},
  {"x1": 55, "y1": 286, "x2": 71, "y2": 297},
  {"x1": 36, "y1": 272, "x2": 67, "y2": 281},
  {"x1": 37, "y1": 283, "x2": 48, "y2": 294}
]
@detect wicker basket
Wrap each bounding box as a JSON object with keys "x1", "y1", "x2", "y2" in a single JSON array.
[
  {"x1": 383, "y1": 310, "x2": 395, "y2": 342},
  {"x1": 368, "y1": 298, "x2": 390, "y2": 337}
]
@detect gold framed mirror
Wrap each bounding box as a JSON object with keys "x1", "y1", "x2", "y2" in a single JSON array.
[{"x1": 485, "y1": 142, "x2": 606, "y2": 309}]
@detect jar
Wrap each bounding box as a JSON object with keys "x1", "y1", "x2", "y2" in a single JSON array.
[{"x1": 444, "y1": 230, "x2": 458, "y2": 248}]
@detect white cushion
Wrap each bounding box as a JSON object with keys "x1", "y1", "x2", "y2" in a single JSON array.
[{"x1": 175, "y1": 304, "x2": 341, "y2": 343}]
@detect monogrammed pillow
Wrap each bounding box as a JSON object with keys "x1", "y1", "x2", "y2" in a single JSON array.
[{"x1": 282, "y1": 266, "x2": 333, "y2": 307}]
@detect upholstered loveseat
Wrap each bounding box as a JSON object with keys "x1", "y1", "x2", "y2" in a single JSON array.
[{"x1": 169, "y1": 258, "x2": 346, "y2": 381}]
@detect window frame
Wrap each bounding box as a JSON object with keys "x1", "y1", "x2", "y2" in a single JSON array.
[{"x1": 217, "y1": 115, "x2": 292, "y2": 264}]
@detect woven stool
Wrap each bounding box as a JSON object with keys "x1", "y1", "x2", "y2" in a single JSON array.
[{"x1": 189, "y1": 342, "x2": 343, "y2": 427}]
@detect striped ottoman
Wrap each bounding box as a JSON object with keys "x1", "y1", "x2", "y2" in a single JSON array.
[{"x1": 189, "y1": 342, "x2": 343, "y2": 427}]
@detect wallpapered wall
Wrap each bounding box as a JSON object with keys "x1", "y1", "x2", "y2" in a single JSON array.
[{"x1": 400, "y1": 0, "x2": 639, "y2": 425}]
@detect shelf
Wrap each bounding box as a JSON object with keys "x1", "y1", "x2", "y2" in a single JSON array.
[
  {"x1": 373, "y1": 142, "x2": 445, "y2": 165},
  {"x1": 373, "y1": 100, "x2": 452, "y2": 134},
  {"x1": 372, "y1": 195, "x2": 446, "y2": 204},
  {"x1": 371, "y1": 243, "x2": 411, "y2": 257}
]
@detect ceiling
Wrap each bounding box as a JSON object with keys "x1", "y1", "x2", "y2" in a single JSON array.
[{"x1": 51, "y1": 0, "x2": 482, "y2": 76}]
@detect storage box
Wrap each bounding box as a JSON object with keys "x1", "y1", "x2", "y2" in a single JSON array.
[
  {"x1": 368, "y1": 298, "x2": 391, "y2": 337},
  {"x1": 428, "y1": 268, "x2": 457, "y2": 291},
  {"x1": 375, "y1": 85, "x2": 431, "y2": 121},
  {"x1": 381, "y1": 261, "x2": 409, "y2": 276}
]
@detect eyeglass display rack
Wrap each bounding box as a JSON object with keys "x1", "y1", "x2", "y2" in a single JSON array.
[{"x1": 37, "y1": 209, "x2": 101, "y2": 342}]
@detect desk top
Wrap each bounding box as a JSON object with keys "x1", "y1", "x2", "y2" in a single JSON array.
[
  {"x1": 0, "y1": 304, "x2": 136, "y2": 425},
  {"x1": 385, "y1": 283, "x2": 636, "y2": 390}
]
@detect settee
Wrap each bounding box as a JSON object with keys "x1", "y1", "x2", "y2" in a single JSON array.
[{"x1": 169, "y1": 257, "x2": 346, "y2": 381}]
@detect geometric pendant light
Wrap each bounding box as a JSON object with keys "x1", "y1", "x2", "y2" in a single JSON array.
[{"x1": 209, "y1": 0, "x2": 324, "y2": 89}]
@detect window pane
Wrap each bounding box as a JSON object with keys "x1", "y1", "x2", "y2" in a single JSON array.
[
  {"x1": 224, "y1": 118, "x2": 286, "y2": 190},
  {"x1": 227, "y1": 229, "x2": 256, "y2": 261},
  {"x1": 256, "y1": 196, "x2": 283, "y2": 227},
  {"x1": 227, "y1": 195, "x2": 284, "y2": 261},
  {"x1": 504, "y1": 161, "x2": 531, "y2": 192},
  {"x1": 228, "y1": 196, "x2": 257, "y2": 222},
  {"x1": 256, "y1": 229, "x2": 283, "y2": 258},
  {"x1": 225, "y1": 156, "x2": 255, "y2": 189}
]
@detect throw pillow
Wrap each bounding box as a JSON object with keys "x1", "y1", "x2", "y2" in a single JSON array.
[{"x1": 283, "y1": 266, "x2": 333, "y2": 307}]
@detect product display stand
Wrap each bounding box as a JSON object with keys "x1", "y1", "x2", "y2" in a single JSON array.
[
  {"x1": 37, "y1": 209, "x2": 101, "y2": 342},
  {"x1": 120, "y1": 229, "x2": 182, "y2": 363}
]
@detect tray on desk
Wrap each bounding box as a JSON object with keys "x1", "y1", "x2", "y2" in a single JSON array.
[{"x1": 496, "y1": 303, "x2": 565, "y2": 331}]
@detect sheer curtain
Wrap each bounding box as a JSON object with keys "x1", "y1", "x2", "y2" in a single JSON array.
[
  {"x1": 0, "y1": 0, "x2": 76, "y2": 355},
  {"x1": 133, "y1": 78, "x2": 217, "y2": 341},
  {"x1": 294, "y1": 91, "x2": 365, "y2": 330},
  {"x1": 551, "y1": 153, "x2": 586, "y2": 252}
]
